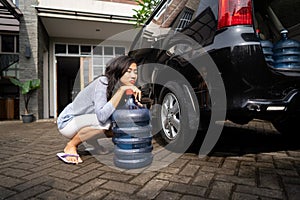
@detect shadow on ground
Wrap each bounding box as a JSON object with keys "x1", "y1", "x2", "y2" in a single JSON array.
[{"x1": 187, "y1": 121, "x2": 300, "y2": 157}]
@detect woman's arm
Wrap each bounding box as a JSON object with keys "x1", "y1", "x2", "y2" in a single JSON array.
[
  {"x1": 109, "y1": 85, "x2": 141, "y2": 108},
  {"x1": 94, "y1": 79, "x2": 141, "y2": 123}
]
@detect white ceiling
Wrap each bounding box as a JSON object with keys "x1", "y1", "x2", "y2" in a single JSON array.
[{"x1": 40, "y1": 16, "x2": 136, "y2": 41}]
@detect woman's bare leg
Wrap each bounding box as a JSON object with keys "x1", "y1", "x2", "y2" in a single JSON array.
[{"x1": 64, "y1": 127, "x2": 104, "y2": 163}]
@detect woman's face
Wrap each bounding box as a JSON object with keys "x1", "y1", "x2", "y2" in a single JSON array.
[{"x1": 120, "y1": 62, "x2": 138, "y2": 86}]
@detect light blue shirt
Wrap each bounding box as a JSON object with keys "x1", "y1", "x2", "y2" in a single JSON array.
[{"x1": 57, "y1": 76, "x2": 115, "y2": 129}]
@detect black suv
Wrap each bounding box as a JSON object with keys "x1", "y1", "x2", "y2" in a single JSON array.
[{"x1": 129, "y1": 0, "x2": 300, "y2": 148}]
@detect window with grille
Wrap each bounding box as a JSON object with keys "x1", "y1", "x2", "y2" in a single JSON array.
[{"x1": 174, "y1": 7, "x2": 194, "y2": 32}]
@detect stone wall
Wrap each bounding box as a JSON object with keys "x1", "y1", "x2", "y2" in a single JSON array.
[{"x1": 18, "y1": 0, "x2": 41, "y2": 118}]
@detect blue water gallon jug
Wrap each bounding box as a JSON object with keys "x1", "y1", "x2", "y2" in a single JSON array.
[
  {"x1": 260, "y1": 40, "x2": 274, "y2": 66},
  {"x1": 111, "y1": 89, "x2": 153, "y2": 169},
  {"x1": 273, "y1": 29, "x2": 300, "y2": 70}
]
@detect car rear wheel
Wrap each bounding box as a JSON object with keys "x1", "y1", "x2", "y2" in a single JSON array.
[
  {"x1": 160, "y1": 92, "x2": 181, "y2": 142},
  {"x1": 155, "y1": 81, "x2": 199, "y2": 152}
]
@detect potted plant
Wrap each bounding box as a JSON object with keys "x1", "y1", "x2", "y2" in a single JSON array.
[{"x1": 9, "y1": 78, "x2": 41, "y2": 123}]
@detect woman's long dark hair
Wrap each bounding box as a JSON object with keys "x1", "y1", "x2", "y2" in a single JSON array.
[{"x1": 104, "y1": 55, "x2": 136, "y2": 100}]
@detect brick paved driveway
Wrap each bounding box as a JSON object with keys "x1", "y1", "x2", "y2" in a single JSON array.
[{"x1": 0, "y1": 119, "x2": 299, "y2": 199}]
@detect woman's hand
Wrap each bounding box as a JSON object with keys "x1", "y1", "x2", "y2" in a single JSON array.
[
  {"x1": 120, "y1": 85, "x2": 142, "y2": 102},
  {"x1": 109, "y1": 85, "x2": 143, "y2": 109}
]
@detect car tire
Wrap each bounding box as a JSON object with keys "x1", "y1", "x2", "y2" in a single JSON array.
[{"x1": 155, "y1": 81, "x2": 199, "y2": 152}]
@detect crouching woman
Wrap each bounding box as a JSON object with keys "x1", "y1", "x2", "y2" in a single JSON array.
[{"x1": 57, "y1": 55, "x2": 141, "y2": 164}]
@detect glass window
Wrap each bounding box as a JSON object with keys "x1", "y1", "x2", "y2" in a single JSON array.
[
  {"x1": 115, "y1": 47, "x2": 125, "y2": 55},
  {"x1": 93, "y1": 46, "x2": 102, "y2": 55},
  {"x1": 1, "y1": 35, "x2": 15, "y2": 52},
  {"x1": 81, "y1": 45, "x2": 91, "y2": 55},
  {"x1": 55, "y1": 44, "x2": 66, "y2": 54},
  {"x1": 104, "y1": 46, "x2": 113, "y2": 55},
  {"x1": 173, "y1": 7, "x2": 194, "y2": 32},
  {"x1": 68, "y1": 45, "x2": 79, "y2": 54}
]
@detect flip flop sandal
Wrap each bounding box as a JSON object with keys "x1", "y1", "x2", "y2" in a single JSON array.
[{"x1": 56, "y1": 152, "x2": 83, "y2": 164}]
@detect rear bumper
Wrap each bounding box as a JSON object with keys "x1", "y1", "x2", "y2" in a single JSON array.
[{"x1": 243, "y1": 89, "x2": 300, "y2": 116}]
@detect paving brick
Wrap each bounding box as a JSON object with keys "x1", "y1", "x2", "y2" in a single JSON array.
[
  {"x1": 14, "y1": 176, "x2": 48, "y2": 191},
  {"x1": 253, "y1": 161, "x2": 275, "y2": 168},
  {"x1": 103, "y1": 192, "x2": 140, "y2": 200},
  {"x1": 179, "y1": 164, "x2": 200, "y2": 177},
  {"x1": 75, "y1": 163, "x2": 104, "y2": 175},
  {"x1": 259, "y1": 173, "x2": 281, "y2": 190},
  {"x1": 0, "y1": 174, "x2": 25, "y2": 188},
  {"x1": 201, "y1": 166, "x2": 235, "y2": 176},
  {"x1": 49, "y1": 170, "x2": 80, "y2": 181},
  {"x1": 215, "y1": 174, "x2": 256, "y2": 186},
  {"x1": 275, "y1": 169, "x2": 298, "y2": 176},
  {"x1": 43, "y1": 178, "x2": 80, "y2": 191},
  {"x1": 0, "y1": 167, "x2": 32, "y2": 178},
  {"x1": 238, "y1": 165, "x2": 256, "y2": 178},
  {"x1": 6, "y1": 185, "x2": 51, "y2": 200},
  {"x1": 129, "y1": 171, "x2": 157, "y2": 185},
  {"x1": 209, "y1": 181, "x2": 234, "y2": 200},
  {"x1": 158, "y1": 166, "x2": 180, "y2": 174},
  {"x1": 168, "y1": 159, "x2": 189, "y2": 169},
  {"x1": 155, "y1": 191, "x2": 181, "y2": 200},
  {"x1": 8, "y1": 161, "x2": 38, "y2": 170},
  {"x1": 180, "y1": 195, "x2": 207, "y2": 200},
  {"x1": 222, "y1": 159, "x2": 239, "y2": 169},
  {"x1": 82, "y1": 189, "x2": 110, "y2": 200},
  {"x1": 137, "y1": 179, "x2": 169, "y2": 199},
  {"x1": 274, "y1": 159, "x2": 295, "y2": 170},
  {"x1": 208, "y1": 157, "x2": 224, "y2": 164},
  {"x1": 22, "y1": 168, "x2": 57, "y2": 180},
  {"x1": 72, "y1": 170, "x2": 105, "y2": 184},
  {"x1": 287, "y1": 150, "x2": 300, "y2": 158},
  {"x1": 72, "y1": 178, "x2": 107, "y2": 195},
  {"x1": 227, "y1": 156, "x2": 256, "y2": 162},
  {"x1": 36, "y1": 189, "x2": 77, "y2": 199},
  {"x1": 231, "y1": 192, "x2": 259, "y2": 200},
  {"x1": 100, "y1": 172, "x2": 133, "y2": 182},
  {"x1": 30, "y1": 161, "x2": 59, "y2": 172},
  {"x1": 101, "y1": 180, "x2": 139, "y2": 194},
  {"x1": 282, "y1": 176, "x2": 300, "y2": 184},
  {"x1": 156, "y1": 172, "x2": 191, "y2": 184},
  {"x1": 0, "y1": 187, "x2": 17, "y2": 199},
  {"x1": 284, "y1": 183, "x2": 300, "y2": 200},
  {"x1": 192, "y1": 171, "x2": 214, "y2": 187},
  {"x1": 166, "y1": 182, "x2": 206, "y2": 196},
  {"x1": 256, "y1": 154, "x2": 273, "y2": 163},
  {"x1": 235, "y1": 185, "x2": 283, "y2": 199},
  {"x1": 189, "y1": 160, "x2": 221, "y2": 167}
]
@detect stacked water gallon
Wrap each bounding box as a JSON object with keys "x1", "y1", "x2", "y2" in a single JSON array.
[
  {"x1": 261, "y1": 39, "x2": 274, "y2": 66},
  {"x1": 273, "y1": 29, "x2": 300, "y2": 70},
  {"x1": 111, "y1": 90, "x2": 153, "y2": 169}
]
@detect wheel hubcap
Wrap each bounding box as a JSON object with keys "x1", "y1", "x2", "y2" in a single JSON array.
[{"x1": 161, "y1": 93, "x2": 181, "y2": 140}]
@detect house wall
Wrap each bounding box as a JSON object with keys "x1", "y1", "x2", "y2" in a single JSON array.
[{"x1": 18, "y1": 0, "x2": 40, "y2": 117}]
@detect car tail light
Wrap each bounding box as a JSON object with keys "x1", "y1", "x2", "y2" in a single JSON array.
[{"x1": 218, "y1": 0, "x2": 253, "y2": 29}]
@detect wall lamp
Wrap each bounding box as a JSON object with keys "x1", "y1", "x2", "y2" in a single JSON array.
[{"x1": 25, "y1": 45, "x2": 31, "y2": 58}]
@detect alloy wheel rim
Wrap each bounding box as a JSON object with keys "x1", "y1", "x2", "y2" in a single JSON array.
[{"x1": 161, "y1": 93, "x2": 181, "y2": 140}]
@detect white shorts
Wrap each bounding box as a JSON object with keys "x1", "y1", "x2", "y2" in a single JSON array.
[{"x1": 58, "y1": 114, "x2": 111, "y2": 139}]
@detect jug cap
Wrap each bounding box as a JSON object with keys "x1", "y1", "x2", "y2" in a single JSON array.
[{"x1": 126, "y1": 89, "x2": 134, "y2": 95}]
